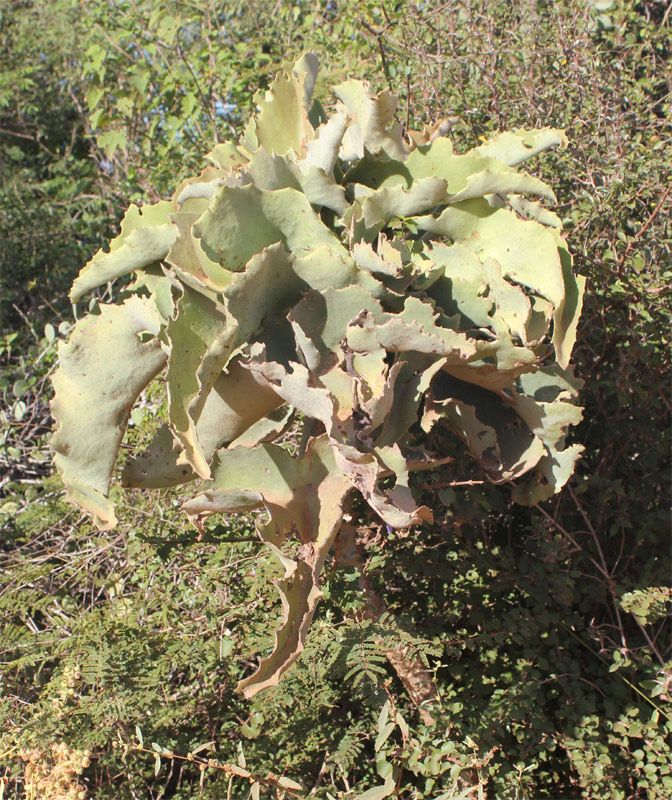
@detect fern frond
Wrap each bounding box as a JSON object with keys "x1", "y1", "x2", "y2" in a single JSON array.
[
  {"x1": 344, "y1": 640, "x2": 388, "y2": 688},
  {"x1": 327, "y1": 729, "x2": 365, "y2": 773}
]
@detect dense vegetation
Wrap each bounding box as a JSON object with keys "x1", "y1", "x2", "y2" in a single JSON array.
[{"x1": 1, "y1": 1, "x2": 670, "y2": 799}]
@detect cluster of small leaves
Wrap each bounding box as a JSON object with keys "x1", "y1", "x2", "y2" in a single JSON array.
[
  {"x1": 0, "y1": 485, "x2": 279, "y2": 799},
  {"x1": 0, "y1": 0, "x2": 119, "y2": 327},
  {"x1": 0, "y1": 322, "x2": 71, "y2": 491},
  {"x1": 19, "y1": 743, "x2": 90, "y2": 800},
  {"x1": 619, "y1": 588, "x2": 672, "y2": 627}
]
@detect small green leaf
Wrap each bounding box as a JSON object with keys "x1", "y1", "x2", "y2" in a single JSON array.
[
  {"x1": 277, "y1": 776, "x2": 303, "y2": 791},
  {"x1": 191, "y1": 741, "x2": 216, "y2": 755},
  {"x1": 12, "y1": 379, "x2": 28, "y2": 398},
  {"x1": 219, "y1": 637, "x2": 234, "y2": 659},
  {"x1": 375, "y1": 723, "x2": 395, "y2": 752}
]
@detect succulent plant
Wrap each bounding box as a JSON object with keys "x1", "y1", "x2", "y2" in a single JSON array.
[{"x1": 51, "y1": 54, "x2": 584, "y2": 696}]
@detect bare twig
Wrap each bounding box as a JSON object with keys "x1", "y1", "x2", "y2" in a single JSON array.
[{"x1": 618, "y1": 184, "x2": 671, "y2": 272}]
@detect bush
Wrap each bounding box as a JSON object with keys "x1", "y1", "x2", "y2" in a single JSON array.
[{"x1": 1, "y1": 2, "x2": 669, "y2": 799}]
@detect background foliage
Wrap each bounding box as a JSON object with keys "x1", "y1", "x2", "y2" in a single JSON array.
[{"x1": 1, "y1": 1, "x2": 670, "y2": 799}]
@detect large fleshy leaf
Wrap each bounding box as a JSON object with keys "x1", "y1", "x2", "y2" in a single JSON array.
[
  {"x1": 469, "y1": 127, "x2": 568, "y2": 166},
  {"x1": 343, "y1": 443, "x2": 433, "y2": 528},
  {"x1": 551, "y1": 240, "x2": 586, "y2": 368},
  {"x1": 507, "y1": 195, "x2": 562, "y2": 228},
  {"x1": 203, "y1": 141, "x2": 250, "y2": 171},
  {"x1": 334, "y1": 80, "x2": 408, "y2": 161},
  {"x1": 375, "y1": 357, "x2": 447, "y2": 449},
  {"x1": 345, "y1": 136, "x2": 555, "y2": 197},
  {"x1": 346, "y1": 296, "x2": 476, "y2": 363},
  {"x1": 166, "y1": 204, "x2": 232, "y2": 291},
  {"x1": 353, "y1": 238, "x2": 406, "y2": 279},
  {"x1": 305, "y1": 109, "x2": 349, "y2": 174},
  {"x1": 247, "y1": 148, "x2": 348, "y2": 214},
  {"x1": 425, "y1": 243, "x2": 532, "y2": 342},
  {"x1": 193, "y1": 184, "x2": 347, "y2": 271},
  {"x1": 228, "y1": 404, "x2": 293, "y2": 449},
  {"x1": 516, "y1": 365, "x2": 583, "y2": 403},
  {"x1": 164, "y1": 283, "x2": 231, "y2": 478},
  {"x1": 289, "y1": 285, "x2": 385, "y2": 371},
  {"x1": 423, "y1": 372, "x2": 546, "y2": 481},
  {"x1": 247, "y1": 346, "x2": 336, "y2": 431},
  {"x1": 51, "y1": 296, "x2": 167, "y2": 528},
  {"x1": 512, "y1": 394, "x2": 583, "y2": 450},
  {"x1": 346, "y1": 161, "x2": 555, "y2": 237},
  {"x1": 184, "y1": 435, "x2": 351, "y2": 696},
  {"x1": 413, "y1": 198, "x2": 565, "y2": 308},
  {"x1": 173, "y1": 165, "x2": 238, "y2": 208},
  {"x1": 166, "y1": 243, "x2": 316, "y2": 477},
  {"x1": 122, "y1": 359, "x2": 281, "y2": 488},
  {"x1": 243, "y1": 54, "x2": 317, "y2": 156},
  {"x1": 70, "y1": 201, "x2": 177, "y2": 302},
  {"x1": 445, "y1": 338, "x2": 539, "y2": 393},
  {"x1": 292, "y1": 246, "x2": 386, "y2": 299},
  {"x1": 511, "y1": 444, "x2": 584, "y2": 505}
]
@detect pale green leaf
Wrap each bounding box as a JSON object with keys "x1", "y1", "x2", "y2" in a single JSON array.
[
  {"x1": 204, "y1": 142, "x2": 249, "y2": 170},
  {"x1": 51, "y1": 297, "x2": 167, "y2": 529},
  {"x1": 166, "y1": 205, "x2": 232, "y2": 291},
  {"x1": 305, "y1": 110, "x2": 349, "y2": 174},
  {"x1": 424, "y1": 372, "x2": 546, "y2": 481},
  {"x1": 70, "y1": 201, "x2": 177, "y2": 302},
  {"x1": 334, "y1": 80, "x2": 408, "y2": 161},
  {"x1": 551, "y1": 241, "x2": 586, "y2": 368},
  {"x1": 469, "y1": 127, "x2": 568, "y2": 166},
  {"x1": 165, "y1": 284, "x2": 231, "y2": 478},
  {"x1": 247, "y1": 148, "x2": 347, "y2": 214},
  {"x1": 247, "y1": 64, "x2": 314, "y2": 156},
  {"x1": 511, "y1": 443, "x2": 584, "y2": 505},
  {"x1": 122, "y1": 360, "x2": 281, "y2": 488},
  {"x1": 413, "y1": 198, "x2": 565, "y2": 307},
  {"x1": 185, "y1": 436, "x2": 351, "y2": 698},
  {"x1": 193, "y1": 184, "x2": 347, "y2": 271}
]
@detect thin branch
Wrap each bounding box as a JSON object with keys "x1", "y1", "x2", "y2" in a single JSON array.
[
  {"x1": 618, "y1": 184, "x2": 671, "y2": 272},
  {"x1": 131, "y1": 745, "x2": 307, "y2": 799},
  {"x1": 0, "y1": 126, "x2": 60, "y2": 159},
  {"x1": 536, "y1": 501, "x2": 628, "y2": 650}
]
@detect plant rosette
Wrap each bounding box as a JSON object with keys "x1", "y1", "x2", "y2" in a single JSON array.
[{"x1": 51, "y1": 53, "x2": 584, "y2": 697}]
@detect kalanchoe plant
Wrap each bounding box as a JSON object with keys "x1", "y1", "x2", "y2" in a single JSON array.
[{"x1": 51, "y1": 54, "x2": 585, "y2": 697}]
